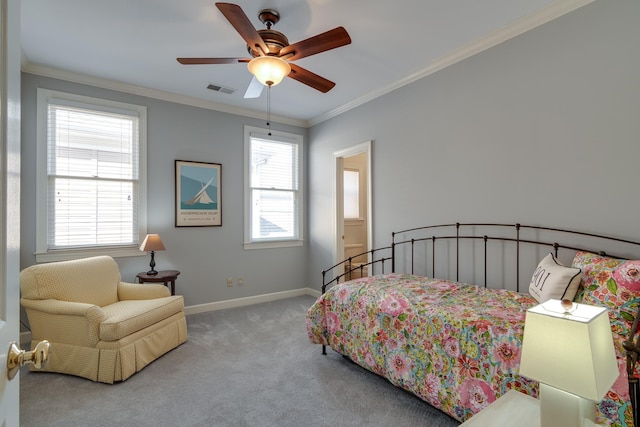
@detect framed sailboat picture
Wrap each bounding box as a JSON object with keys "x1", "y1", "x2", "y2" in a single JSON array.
[{"x1": 175, "y1": 160, "x2": 222, "y2": 227}]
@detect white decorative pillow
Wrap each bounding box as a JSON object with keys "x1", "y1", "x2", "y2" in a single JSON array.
[{"x1": 529, "y1": 253, "x2": 582, "y2": 303}]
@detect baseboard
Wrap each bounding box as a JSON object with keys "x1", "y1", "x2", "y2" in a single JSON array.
[
  {"x1": 184, "y1": 287, "x2": 320, "y2": 315},
  {"x1": 19, "y1": 287, "x2": 322, "y2": 347}
]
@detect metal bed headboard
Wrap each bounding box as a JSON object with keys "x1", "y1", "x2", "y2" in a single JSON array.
[
  {"x1": 392, "y1": 223, "x2": 640, "y2": 291},
  {"x1": 323, "y1": 222, "x2": 640, "y2": 294}
]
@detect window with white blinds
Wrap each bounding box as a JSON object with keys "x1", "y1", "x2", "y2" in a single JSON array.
[
  {"x1": 244, "y1": 127, "x2": 303, "y2": 249},
  {"x1": 36, "y1": 89, "x2": 147, "y2": 261}
]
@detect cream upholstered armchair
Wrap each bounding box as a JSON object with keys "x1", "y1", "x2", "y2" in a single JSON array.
[{"x1": 20, "y1": 255, "x2": 187, "y2": 383}]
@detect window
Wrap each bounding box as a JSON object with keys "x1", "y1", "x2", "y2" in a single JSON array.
[
  {"x1": 244, "y1": 126, "x2": 303, "y2": 249},
  {"x1": 36, "y1": 89, "x2": 147, "y2": 262},
  {"x1": 343, "y1": 169, "x2": 360, "y2": 219}
]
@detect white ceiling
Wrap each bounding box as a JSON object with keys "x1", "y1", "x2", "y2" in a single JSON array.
[{"x1": 20, "y1": 0, "x2": 592, "y2": 126}]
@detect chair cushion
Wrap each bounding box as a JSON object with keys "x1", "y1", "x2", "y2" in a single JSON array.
[
  {"x1": 20, "y1": 256, "x2": 120, "y2": 307},
  {"x1": 99, "y1": 296, "x2": 184, "y2": 342}
]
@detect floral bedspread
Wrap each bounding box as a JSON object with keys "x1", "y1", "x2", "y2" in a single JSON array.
[{"x1": 306, "y1": 273, "x2": 634, "y2": 426}]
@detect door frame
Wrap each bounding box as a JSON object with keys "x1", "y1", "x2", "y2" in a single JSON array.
[{"x1": 333, "y1": 141, "x2": 372, "y2": 267}]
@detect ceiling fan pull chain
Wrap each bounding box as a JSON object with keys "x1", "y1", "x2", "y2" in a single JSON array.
[{"x1": 267, "y1": 84, "x2": 272, "y2": 136}]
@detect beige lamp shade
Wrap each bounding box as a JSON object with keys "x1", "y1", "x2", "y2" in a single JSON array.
[
  {"x1": 520, "y1": 299, "x2": 619, "y2": 402},
  {"x1": 139, "y1": 234, "x2": 165, "y2": 252},
  {"x1": 247, "y1": 56, "x2": 291, "y2": 87}
]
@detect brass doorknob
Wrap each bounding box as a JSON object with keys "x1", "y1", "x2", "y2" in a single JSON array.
[{"x1": 6, "y1": 340, "x2": 50, "y2": 380}]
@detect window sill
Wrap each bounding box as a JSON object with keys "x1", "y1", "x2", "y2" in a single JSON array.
[
  {"x1": 35, "y1": 246, "x2": 147, "y2": 263},
  {"x1": 243, "y1": 240, "x2": 303, "y2": 250}
]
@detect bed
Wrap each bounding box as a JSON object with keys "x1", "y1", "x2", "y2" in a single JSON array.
[{"x1": 306, "y1": 223, "x2": 640, "y2": 426}]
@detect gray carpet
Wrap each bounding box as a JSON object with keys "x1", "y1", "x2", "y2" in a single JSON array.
[{"x1": 20, "y1": 295, "x2": 460, "y2": 427}]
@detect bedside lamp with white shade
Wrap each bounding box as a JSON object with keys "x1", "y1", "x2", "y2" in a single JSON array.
[{"x1": 520, "y1": 299, "x2": 619, "y2": 427}]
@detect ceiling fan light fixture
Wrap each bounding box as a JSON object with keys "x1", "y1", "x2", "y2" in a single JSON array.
[{"x1": 247, "y1": 56, "x2": 291, "y2": 87}]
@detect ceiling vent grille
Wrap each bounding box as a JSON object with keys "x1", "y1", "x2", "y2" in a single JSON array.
[{"x1": 207, "y1": 84, "x2": 235, "y2": 95}]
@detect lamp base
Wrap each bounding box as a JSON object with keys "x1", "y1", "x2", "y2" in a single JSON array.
[
  {"x1": 539, "y1": 383, "x2": 596, "y2": 427},
  {"x1": 147, "y1": 251, "x2": 158, "y2": 276}
]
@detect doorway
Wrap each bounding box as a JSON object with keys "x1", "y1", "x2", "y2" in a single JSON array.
[{"x1": 334, "y1": 141, "x2": 372, "y2": 277}]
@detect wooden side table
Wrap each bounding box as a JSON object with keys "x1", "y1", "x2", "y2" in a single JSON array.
[{"x1": 136, "y1": 270, "x2": 180, "y2": 296}]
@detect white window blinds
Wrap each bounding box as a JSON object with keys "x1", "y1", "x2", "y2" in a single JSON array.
[
  {"x1": 249, "y1": 134, "x2": 301, "y2": 242},
  {"x1": 46, "y1": 99, "x2": 140, "y2": 249}
]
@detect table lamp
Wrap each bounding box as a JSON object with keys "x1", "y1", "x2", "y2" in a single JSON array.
[
  {"x1": 139, "y1": 234, "x2": 165, "y2": 275},
  {"x1": 520, "y1": 299, "x2": 619, "y2": 427}
]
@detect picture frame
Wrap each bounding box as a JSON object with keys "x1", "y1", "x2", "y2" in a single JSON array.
[{"x1": 175, "y1": 160, "x2": 222, "y2": 227}]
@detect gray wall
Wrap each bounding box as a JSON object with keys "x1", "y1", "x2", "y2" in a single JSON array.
[
  {"x1": 20, "y1": 0, "x2": 640, "y2": 307},
  {"x1": 20, "y1": 75, "x2": 309, "y2": 307},
  {"x1": 307, "y1": 0, "x2": 640, "y2": 286}
]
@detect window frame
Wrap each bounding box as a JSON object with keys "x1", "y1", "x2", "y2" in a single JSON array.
[
  {"x1": 243, "y1": 126, "x2": 303, "y2": 250},
  {"x1": 35, "y1": 88, "x2": 148, "y2": 262}
]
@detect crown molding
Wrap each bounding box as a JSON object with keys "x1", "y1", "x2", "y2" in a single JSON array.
[
  {"x1": 308, "y1": 0, "x2": 596, "y2": 127},
  {"x1": 21, "y1": 62, "x2": 309, "y2": 128}
]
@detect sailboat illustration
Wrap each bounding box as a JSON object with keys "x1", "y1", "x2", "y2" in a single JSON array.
[{"x1": 185, "y1": 176, "x2": 215, "y2": 205}]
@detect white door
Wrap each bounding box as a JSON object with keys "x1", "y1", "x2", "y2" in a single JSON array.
[
  {"x1": 0, "y1": 0, "x2": 22, "y2": 424},
  {"x1": 333, "y1": 141, "x2": 372, "y2": 272}
]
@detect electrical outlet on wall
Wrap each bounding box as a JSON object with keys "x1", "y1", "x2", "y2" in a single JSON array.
[{"x1": 226, "y1": 277, "x2": 233, "y2": 287}]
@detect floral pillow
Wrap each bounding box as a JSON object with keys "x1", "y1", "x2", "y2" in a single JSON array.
[{"x1": 572, "y1": 251, "x2": 640, "y2": 338}]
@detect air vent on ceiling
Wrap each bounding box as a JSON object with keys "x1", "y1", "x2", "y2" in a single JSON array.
[{"x1": 206, "y1": 84, "x2": 235, "y2": 95}]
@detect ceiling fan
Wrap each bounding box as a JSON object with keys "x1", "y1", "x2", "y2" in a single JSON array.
[{"x1": 177, "y1": 2, "x2": 352, "y2": 98}]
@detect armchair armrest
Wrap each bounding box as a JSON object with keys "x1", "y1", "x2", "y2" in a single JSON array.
[
  {"x1": 118, "y1": 281, "x2": 170, "y2": 300},
  {"x1": 20, "y1": 298, "x2": 106, "y2": 346}
]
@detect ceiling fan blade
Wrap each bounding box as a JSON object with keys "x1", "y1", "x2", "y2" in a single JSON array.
[
  {"x1": 244, "y1": 76, "x2": 264, "y2": 98},
  {"x1": 216, "y1": 3, "x2": 269, "y2": 56},
  {"x1": 279, "y1": 27, "x2": 351, "y2": 61},
  {"x1": 177, "y1": 57, "x2": 250, "y2": 65},
  {"x1": 288, "y1": 63, "x2": 335, "y2": 93}
]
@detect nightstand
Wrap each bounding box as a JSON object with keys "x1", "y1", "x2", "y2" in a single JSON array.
[
  {"x1": 459, "y1": 390, "x2": 540, "y2": 427},
  {"x1": 136, "y1": 270, "x2": 180, "y2": 295}
]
